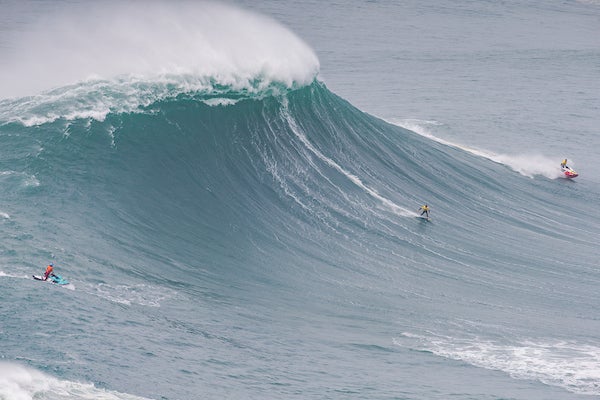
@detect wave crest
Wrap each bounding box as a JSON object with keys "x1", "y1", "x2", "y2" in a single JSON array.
[
  {"x1": 0, "y1": 2, "x2": 320, "y2": 124},
  {"x1": 0, "y1": 74, "x2": 316, "y2": 126}
]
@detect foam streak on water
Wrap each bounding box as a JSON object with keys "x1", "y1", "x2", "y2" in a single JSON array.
[{"x1": 395, "y1": 333, "x2": 600, "y2": 396}]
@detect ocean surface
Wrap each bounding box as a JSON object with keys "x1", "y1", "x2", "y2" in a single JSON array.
[{"x1": 1, "y1": 1, "x2": 599, "y2": 399}]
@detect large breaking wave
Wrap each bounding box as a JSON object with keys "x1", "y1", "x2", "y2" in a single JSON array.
[{"x1": 1, "y1": 2, "x2": 600, "y2": 399}]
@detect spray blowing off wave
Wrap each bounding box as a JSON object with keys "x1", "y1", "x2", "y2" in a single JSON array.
[
  {"x1": 0, "y1": 2, "x2": 319, "y2": 124},
  {"x1": 390, "y1": 118, "x2": 565, "y2": 179}
]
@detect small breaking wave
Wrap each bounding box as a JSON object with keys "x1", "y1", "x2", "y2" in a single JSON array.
[
  {"x1": 389, "y1": 118, "x2": 565, "y2": 179},
  {"x1": 0, "y1": 361, "x2": 153, "y2": 400}
]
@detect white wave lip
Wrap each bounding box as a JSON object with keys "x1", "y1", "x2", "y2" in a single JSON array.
[
  {"x1": 0, "y1": 2, "x2": 320, "y2": 123},
  {"x1": 390, "y1": 118, "x2": 564, "y2": 179}
]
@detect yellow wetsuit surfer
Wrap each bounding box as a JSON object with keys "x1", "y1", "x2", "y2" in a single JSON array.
[{"x1": 419, "y1": 204, "x2": 430, "y2": 218}]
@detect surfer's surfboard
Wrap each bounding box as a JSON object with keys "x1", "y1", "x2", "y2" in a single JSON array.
[{"x1": 416, "y1": 216, "x2": 431, "y2": 222}]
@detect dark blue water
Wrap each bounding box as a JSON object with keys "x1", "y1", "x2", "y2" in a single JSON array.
[{"x1": 1, "y1": 1, "x2": 599, "y2": 399}]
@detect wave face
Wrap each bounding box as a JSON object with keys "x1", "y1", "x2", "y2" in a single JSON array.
[{"x1": 2, "y1": 78, "x2": 600, "y2": 399}]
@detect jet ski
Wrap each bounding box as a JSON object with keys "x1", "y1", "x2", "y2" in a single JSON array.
[
  {"x1": 32, "y1": 274, "x2": 70, "y2": 285},
  {"x1": 562, "y1": 166, "x2": 578, "y2": 179}
]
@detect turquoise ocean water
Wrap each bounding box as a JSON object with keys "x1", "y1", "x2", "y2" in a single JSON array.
[{"x1": 1, "y1": 1, "x2": 599, "y2": 399}]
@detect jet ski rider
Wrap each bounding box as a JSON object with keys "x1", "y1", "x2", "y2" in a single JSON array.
[{"x1": 43, "y1": 263, "x2": 55, "y2": 280}]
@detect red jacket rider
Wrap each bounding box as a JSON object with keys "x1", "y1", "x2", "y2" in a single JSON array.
[{"x1": 44, "y1": 263, "x2": 54, "y2": 280}]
